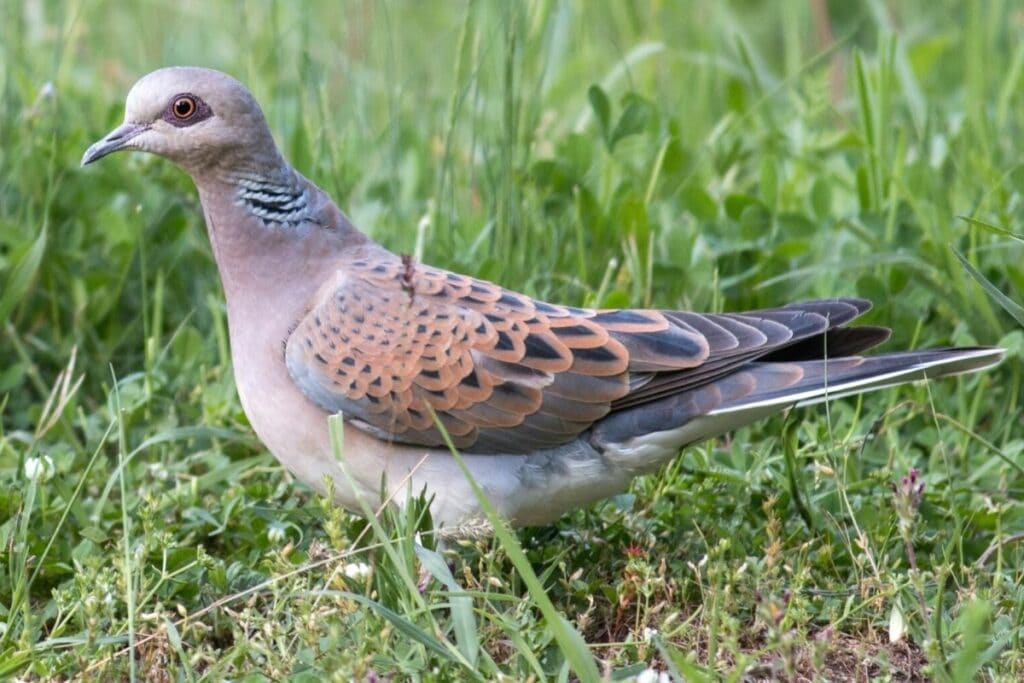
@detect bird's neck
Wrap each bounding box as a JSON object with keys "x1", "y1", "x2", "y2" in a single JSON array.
[
  {"x1": 193, "y1": 160, "x2": 367, "y2": 249},
  {"x1": 190, "y1": 166, "x2": 369, "y2": 349},
  {"x1": 223, "y1": 167, "x2": 317, "y2": 227},
  {"x1": 192, "y1": 160, "x2": 323, "y2": 227}
]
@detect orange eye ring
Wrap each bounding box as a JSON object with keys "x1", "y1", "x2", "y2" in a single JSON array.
[{"x1": 172, "y1": 96, "x2": 197, "y2": 119}]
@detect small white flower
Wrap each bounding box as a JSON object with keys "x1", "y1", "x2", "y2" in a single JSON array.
[
  {"x1": 642, "y1": 626, "x2": 659, "y2": 642},
  {"x1": 635, "y1": 668, "x2": 659, "y2": 683},
  {"x1": 267, "y1": 523, "x2": 287, "y2": 544},
  {"x1": 635, "y1": 668, "x2": 671, "y2": 683},
  {"x1": 24, "y1": 455, "x2": 54, "y2": 482},
  {"x1": 148, "y1": 462, "x2": 170, "y2": 481},
  {"x1": 343, "y1": 562, "x2": 371, "y2": 580}
]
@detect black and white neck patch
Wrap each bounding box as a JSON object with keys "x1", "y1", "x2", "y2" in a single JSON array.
[{"x1": 233, "y1": 174, "x2": 312, "y2": 226}]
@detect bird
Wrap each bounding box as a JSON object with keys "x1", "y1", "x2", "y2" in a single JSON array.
[{"x1": 82, "y1": 66, "x2": 1002, "y2": 532}]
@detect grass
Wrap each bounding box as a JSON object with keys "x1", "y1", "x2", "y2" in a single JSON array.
[{"x1": 1, "y1": 0, "x2": 1023, "y2": 679}]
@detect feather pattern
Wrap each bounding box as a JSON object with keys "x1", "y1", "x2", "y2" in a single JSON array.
[
  {"x1": 284, "y1": 247, "x2": 891, "y2": 453},
  {"x1": 232, "y1": 173, "x2": 312, "y2": 226}
]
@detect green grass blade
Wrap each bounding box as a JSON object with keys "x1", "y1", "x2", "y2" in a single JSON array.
[
  {"x1": 959, "y1": 215, "x2": 1024, "y2": 245},
  {"x1": 0, "y1": 224, "x2": 47, "y2": 325},
  {"x1": 326, "y1": 590, "x2": 469, "y2": 667},
  {"x1": 427, "y1": 409, "x2": 601, "y2": 682},
  {"x1": 415, "y1": 544, "x2": 481, "y2": 668},
  {"x1": 952, "y1": 246, "x2": 1024, "y2": 327}
]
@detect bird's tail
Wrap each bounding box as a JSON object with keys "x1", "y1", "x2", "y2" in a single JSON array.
[{"x1": 591, "y1": 347, "x2": 1003, "y2": 464}]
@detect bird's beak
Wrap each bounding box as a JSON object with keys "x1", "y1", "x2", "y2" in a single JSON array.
[{"x1": 81, "y1": 122, "x2": 149, "y2": 166}]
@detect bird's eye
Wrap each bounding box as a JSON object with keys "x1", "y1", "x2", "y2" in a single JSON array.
[
  {"x1": 172, "y1": 96, "x2": 197, "y2": 119},
  {"x1": 162, "y1": 93, "x2": 211, "y2": 128}
]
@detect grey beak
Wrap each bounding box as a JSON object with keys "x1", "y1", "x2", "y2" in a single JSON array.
[{"x1": 81, "y1": 122, "x2": 149, "y2": 166}]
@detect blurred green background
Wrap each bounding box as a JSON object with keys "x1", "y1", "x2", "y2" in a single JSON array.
[{"x1": 1, "y1": 0, "x2": 1022, "y2": 679}]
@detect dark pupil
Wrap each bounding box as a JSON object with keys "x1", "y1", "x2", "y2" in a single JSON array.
[{"x1": 174, "y1": 99, "x2": 193, "y2": 117}]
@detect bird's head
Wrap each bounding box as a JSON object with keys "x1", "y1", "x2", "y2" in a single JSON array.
[{"x1": 82, "y1": 66, "x2": 280, "y2": 175}]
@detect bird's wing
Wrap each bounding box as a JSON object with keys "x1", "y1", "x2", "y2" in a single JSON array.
[{"x1": 284, "y1": 252, "x2": 874, "y2": 452}]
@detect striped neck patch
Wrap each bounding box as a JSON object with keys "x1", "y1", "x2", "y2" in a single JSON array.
[{"x1": 232, "y1": 174, "x2": 311, "y2": 226}]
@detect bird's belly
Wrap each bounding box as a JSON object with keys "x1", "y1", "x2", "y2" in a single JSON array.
[
  {"x1": 228, "y1": 334, "x2": 642, "y2": 529},
  {"x1": 227, "y1": 339, "x2": 502, "y2": 525},
  {"x1": 231, "y1": 350, "x2": 355, "y2": 494}
]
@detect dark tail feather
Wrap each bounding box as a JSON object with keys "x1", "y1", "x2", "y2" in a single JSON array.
[
  {"x1": 592, "y1": 347, "x2": 1003, "y2": 450},
  {"x1": 724, "y1": 347, "x2": 1003, "y2": 413}
]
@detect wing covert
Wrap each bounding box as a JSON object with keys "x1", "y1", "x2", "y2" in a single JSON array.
[{"x1": 284, "y1": 253, "x2": 708, "y2": 452}]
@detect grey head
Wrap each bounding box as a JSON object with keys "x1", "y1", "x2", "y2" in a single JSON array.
[{"x1": 82, "y1": 66, "x2": 284, "y2": 177}]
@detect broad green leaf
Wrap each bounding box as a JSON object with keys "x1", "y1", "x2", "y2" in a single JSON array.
[
  {"x1": 610, "y1": 93, "x2": 654, "y2": 149},
  {"x1": 587, "y1": 84, "x2": 611, "y2": 143}
]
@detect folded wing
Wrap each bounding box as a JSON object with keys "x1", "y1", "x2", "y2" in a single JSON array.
[{"x1": 284, "y1": 249, "x2": 892, "y2": 454}]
